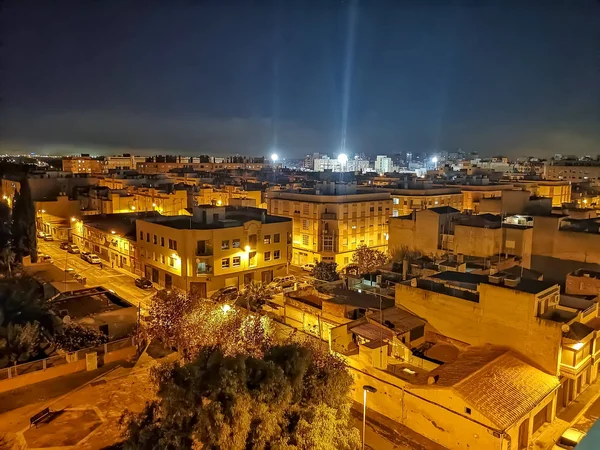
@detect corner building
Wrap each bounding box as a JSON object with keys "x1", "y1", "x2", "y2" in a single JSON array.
[
  {"x1": 266, "y1": 183, "x2": 392, "y2": 267},
  {"x1": 136, "y1": 206, "x2": 292, "y2": 297}
]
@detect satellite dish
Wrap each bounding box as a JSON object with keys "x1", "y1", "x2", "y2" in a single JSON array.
[{"x1": 63, "y1": 315, "x2": 72, "y2": 324}]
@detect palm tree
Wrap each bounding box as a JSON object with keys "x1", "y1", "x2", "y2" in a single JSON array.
[{"x1": 236, "y1": 282, "x2": 274, "y2": 313}]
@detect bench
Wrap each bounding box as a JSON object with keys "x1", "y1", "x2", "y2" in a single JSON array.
[{"x1": 30, "y1": 407, "x2": 51, "y2": 428}]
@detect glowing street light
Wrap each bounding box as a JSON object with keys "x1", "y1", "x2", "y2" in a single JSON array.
[
  {"x1": 70, "y1": 217, "x2": 76, "y2": 222},
  {"x1": 130, "y1": 205, "x2": 136, "y2": 211},
  {"x1": 271, "y1": 153, "x2": 279, "y2": 163},
  {"x1": 111, "y1": 230, "x2": 116, "y2": 234},
  {"x1": 221, "y1": 304, "x2": 231, "y2": 314},
  {"x1": 244, "y1": 245, "x2": 251, "y2": 253},
  {"x1": 362, "y1": 385, "x2": 377, "y2": 450},
  {"x1": 338, "y1": 153, "x2": 348, "y2": 164}
]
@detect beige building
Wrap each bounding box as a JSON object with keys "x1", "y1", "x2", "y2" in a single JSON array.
[
  {"x1": 104, "y1": 155, "x2": 146, "y2": 171},
  {"x1": 71, "y1": 213, "x2": 154, "y2": 273},
  {"x1": 136, "y1": 206, "x2": 292, "y2": 297},
  {"x1": 387, "y1": 187, "x2": 463, "y2": 216},
  {"x1": 266, "y1": 183, "x2": 392, "y2": 268},
  {"x1": 512, "y1": 180, "x2": 572, "y2": 207},
  {"x1": 62, "y1": 156, "x2": 107, "y2": 174},
  {"x1": 546, "y1": 160, "x2": 600, "y2": 185},
  {"x1": 191, "y1": 186, "x2": 264, "y2": 209},
  {"x1": 79, "y1": 187, "x2": 188, "y2": 216},
  {"x1": 459, "y1": 184, "x2": 516, "y2": 213}
]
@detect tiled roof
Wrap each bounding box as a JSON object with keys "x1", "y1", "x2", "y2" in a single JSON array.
[{"x1": 427, "y1": 346, "x2": 559, "y2": 429}]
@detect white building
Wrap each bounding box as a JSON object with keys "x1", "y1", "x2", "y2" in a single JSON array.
[
  {"x1": 314, "y1": 156, "x2": 370, "y2": 173},
  {"x1": 375, "y1": 155, "x2": 393, "y2": 175}
]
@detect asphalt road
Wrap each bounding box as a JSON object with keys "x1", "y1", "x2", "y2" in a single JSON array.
[{"x1": 38, "y1": 241, "x2": 156, "y2": 312}]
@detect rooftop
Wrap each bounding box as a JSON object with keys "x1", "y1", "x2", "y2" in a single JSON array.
[
  {"x1": 416, "y1": 345, "x2": 559, "y2": 430},
  {"x1": 49, "y1": 287, "x2": 133, "y2": 320},
  {"x1": 429, "y1": 271, "x2": 557, "y2": 295},
  {"x1": 82, "y1": 211, "x2": 161, "y2": 237},
  {"x1": 367, "y1": 307, "x2": 426, "y2": 335},
  {"x1": 571, "y1": 268, "x2": 600, "y2": 279}
]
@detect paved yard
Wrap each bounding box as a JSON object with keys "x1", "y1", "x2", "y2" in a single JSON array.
[{"x1": 23, "y1": 408, "x2": 102, "y2": 448}]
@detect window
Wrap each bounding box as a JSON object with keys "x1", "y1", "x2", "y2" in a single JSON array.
[
  {"x1": 370, "y1": 207, "x2": 374, "y2": 212},
  {"x1": 302, "y1": 219, "x2": 310, "y2": 230},
  {"x1": 274, "y1": 250, "x2": 280, "y2": 259},
  {"x1": 161, "y1": 237, "x2": 165, "y2": 247},
  {"x1": 168, "y1": 239, "x2": 178, "y2": 250},
  {"x1": 323, "y1": 236, "x2": 333, "y2": 251},
  {"x1": 378, "y1": 206, "x2": 382, "y2": 211},
  {"x1": 221, "y1": 258, "x2": 230, "y2": 269},
  {"x1": 274, "y1": 233, "x2": 280, "y2": 243},
  {"x1": 161, "y1": 255, "x2": 165, "y2": 264},
  {"x1": 146, "y1": 233, "x2": 150, "y2": 242},
  {"x1": 233, "y1": 239, "x2": 241, "y2": 248},
  {"x1": 168, "y1": 257, "x2": 176, "y2": 268},
  {"x1": 465, "y1": 408, "x2": 471, "y2": 415},
  {"x1": 303, "y1": 204, "x2": 310, "y2": 215},
  {"x1": 222, "y1": 240, "x2": 229, "y2": 250},
  {"x1": 139, "y1": 231, "x2": 143, "y2": 240},
  {"x1": 264, "y1": 251, "x2": 271, "y2": 261},
  {"x1": 153, "y1": 235, "x2": 157, "y2": 245},
  {"x1": 264, "y1": 235, "x2": 271, "y2": 244},
  {"x1": 302, "y1": 234, "x2": 309, "y2": 246},
  {"x1": 233, "y1": 256, "x2": 241, "y2": 267}
]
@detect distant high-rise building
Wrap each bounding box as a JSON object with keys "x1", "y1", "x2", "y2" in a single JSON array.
[{"x1": 375, "y1": 155, "x2": 393, "y2": 175}]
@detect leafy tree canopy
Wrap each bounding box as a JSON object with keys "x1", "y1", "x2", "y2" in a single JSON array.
[
  {"x1": 351, "y1": 245, "x2": 388, "y2": 275},
  {"x1": 311, "y1": 261, "x2": 340, "y2": 282},
  {"x1": 122, "y1": 342, "x2": 359, "y2": 450}
]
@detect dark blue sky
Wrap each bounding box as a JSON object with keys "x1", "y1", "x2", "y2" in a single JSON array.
[{"x1": 1, "y1": 0, "x2": 599, "y2": 157}]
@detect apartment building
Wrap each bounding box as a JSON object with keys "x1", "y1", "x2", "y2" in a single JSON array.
[
  {"x1": 2, "y1": 173, "x2": 98, "y2": 205},
  {"x1": 62, "y1": 156, "x2": 107, "y2": 174},
  {"x1": 512, "y1": 180, "x2": 572, "y2": 207},
  {"x1": 78, "y1": 187, "x2": 188, "y2": 215},
  {"x1": 458, "y1": 184, "x2": 516, "y2": 213},
  {"x1": 191, "y1": 186, "x2": 264, "y2": 208},
  {"x1": 546, "y1": 160, "x2": 600, "y2": 185},
  {"x1": 136, "y1": 206, "x2": 292, "y2": 297},
  {"x1": 266, "y1": 183, "x2": 392, "y2": 267},
  {"x1": 71, "y1": 212, "x2": 157, "y2": 273},
  {"x1": 136, "y1": 161, "x2": 268, "y2": 175},
  {"x1": 387, "y1": 187, "x2": 463, "y2": 216},
  {"x1": 104, "y1": 155, "x2": 146, "y2": 171}
]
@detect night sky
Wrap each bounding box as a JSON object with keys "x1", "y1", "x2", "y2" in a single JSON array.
[{"x1": 1, "y1": 0, "x2": 599, "y2": 157}]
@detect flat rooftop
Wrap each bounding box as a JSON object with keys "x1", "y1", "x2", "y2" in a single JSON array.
[
  {"x1": 49, "y1": 287, "x2": 133, "y2": 319},
  {"x1": 428, "y1": 271, "x2": 557, "y2": 295},
  {"x1": 571, "y1": 268, "x2": 600, "y2": 279}
]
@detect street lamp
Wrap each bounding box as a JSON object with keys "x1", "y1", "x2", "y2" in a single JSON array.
[
  {"x1": 271, "y1": 153, "x2": 278, "y2": 163},
  {"x1": 221, "y1": 304, "x2": 231, "y2": 314},
  {"x1": 362, "y1": 385, "x2": 377, "y2": 450},
  {"x1": 244, "y1": 245, "x2": 251, "y2": 253}
]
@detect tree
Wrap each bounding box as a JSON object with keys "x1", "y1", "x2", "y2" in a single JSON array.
[
  {"x1": 145, "y1": 289, "x2": 194, "y2": 350},
  {"x1": 351, "y1": 244, "x2": 388, "y2": 275},
  {"x1": 11, "y1": 178, "x2": 37, "y2": 263},
  {"x1": 121, "y1": 343, "x2": 360, "y2": 450},
  {"x1": 235, "y1": 282, "x2": 274, "y2": 312},
  {"x1": 0, "y1": 276, "x2": 60, "y2": 367},
  {"x1": 0, "y1": 247, "x2": 15, "y2": 277},
  {"x1": 54, "y1": 322, "x2": 108, "y2": 352},
  {"x1": 311, "y1": 261, "x2": 339, "y2": 282}
]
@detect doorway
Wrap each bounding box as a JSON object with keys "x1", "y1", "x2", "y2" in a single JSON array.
[
  {"x1": 261, "y1": 270, "x2": 273, "y2": 284},
  {"x1": 191, "y1": 282, "x2": 207, "y2": 298},
  {"x1": 165, "y1": 274, "x2": 172, "y2": 289},
  {"x1": 151, "y1": 267, "x2": 159, "y2": 283}
]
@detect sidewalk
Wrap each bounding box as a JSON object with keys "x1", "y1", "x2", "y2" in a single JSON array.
[{"x1": 533, "y1": 380, "x2": 600, "y2": 449}]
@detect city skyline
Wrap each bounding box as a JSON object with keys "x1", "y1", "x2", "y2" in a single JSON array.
[{"x1": 1, "y1": 0, "x2": 599, "y2": 157}]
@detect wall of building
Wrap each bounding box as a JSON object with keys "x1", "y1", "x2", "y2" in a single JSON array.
[{"x1": 395, "y1": 283, "x2": 563, "y2": 375}]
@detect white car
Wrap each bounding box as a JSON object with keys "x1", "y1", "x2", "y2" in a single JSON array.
[
  {"x1": 301, "y1": 263, "x2": 316, "y2": 272},
  {"x1": 38, "y1": 254, "x2": 54, "y2": 264},
  {"x1": 88, "y1": 254, "x2": 102, "y2": 264},
  {"x1": 553, "y1": 428, "x2": 586, "y2": 449}
]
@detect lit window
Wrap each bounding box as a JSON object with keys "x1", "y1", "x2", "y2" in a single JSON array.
[
  {"x1": 264, "y1": 251, "x2": 271, "y2": 261},
  {"x1": 222, "y1": 240, "x2": 230, "y2": 250},
  {"x1": 274, "y1": 250, "x2": 280, "y2": 259},
  {"x1": 168, "y1": 257, "x2": 176, "y2": 268},
  {"x1": 222, "y1": 258, "x2": 230, "y2": 268},
  {"x1": 302, "y1": 219, "x2": 310, "y2": 230},
  {"x1": 302, "y1": 235, "x2": 309, "y2": 246},
  {"x1": 393, "y1": 198, "x2": 399, "y2": 205},
  {"x1": 232, "y1": 239, "x2": 241, "y2": 248},
  {"x1": 233, "y1": 256, "x2": 241, "y2": 267},
  {"x1": 264, "y1": 235, "x2": 271, "y2": 244}
]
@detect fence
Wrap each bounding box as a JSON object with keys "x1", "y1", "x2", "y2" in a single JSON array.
[{"x1": 0, "y1": 336, "x2": 135, "y2": 381}]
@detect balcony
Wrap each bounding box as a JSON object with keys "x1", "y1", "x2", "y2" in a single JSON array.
[
  {"x1": 321, "y1": 212, "x2": 337, "y2": 220},
  {"x1": 196, "y1": 262, "x2": 213, "y2": 275}
]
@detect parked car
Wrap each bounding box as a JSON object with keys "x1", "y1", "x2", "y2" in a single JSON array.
[
  {"x1": 38, "y1": 253, "x2": 54, "y2": 264},
  {"x1": 268, "y1": 275, "x2": 296, "y2": 290},
  {"x1": 87, "y1": 254, "x2": 101, "y2": 264},
  {"x1": 60, "y1": 242, "x2": 70, "y2": 250},
  {"x1": 80, "y1": 251, "x2": 91, "y2": 261},
  {"x1": 553, "y1": 428, "x2": 586, "y2": 449},
  {"x1": 43, "y1": 234, "x2": 54, "y2": 241},
  {"x1": 210, "y1": 286, "x2": 239, "y2": 302},
  {"x1": 301, "y1": 262, "x2": 316, "y2": 272},
  {"x1": 67, "y1": 244, "x2": 80, "y2": 254},
  {"x1": 37, "y1": 231, "x2": 46, "y2": 238},
  {"x1": 135, "y1": 277, "x2": 153, "y2": 289}
]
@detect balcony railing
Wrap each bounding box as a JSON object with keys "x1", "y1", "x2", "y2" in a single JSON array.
[
  {"x1": 321, "y1": 213, "x2": 337, "y2": 220},
  {"x1": 196, "y1": 248, "x2": 213, "y2": 256}
]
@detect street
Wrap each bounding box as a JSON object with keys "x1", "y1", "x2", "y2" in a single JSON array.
[{"x1": 37, "y1": 241, "x2": 155, "y2": 312}]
